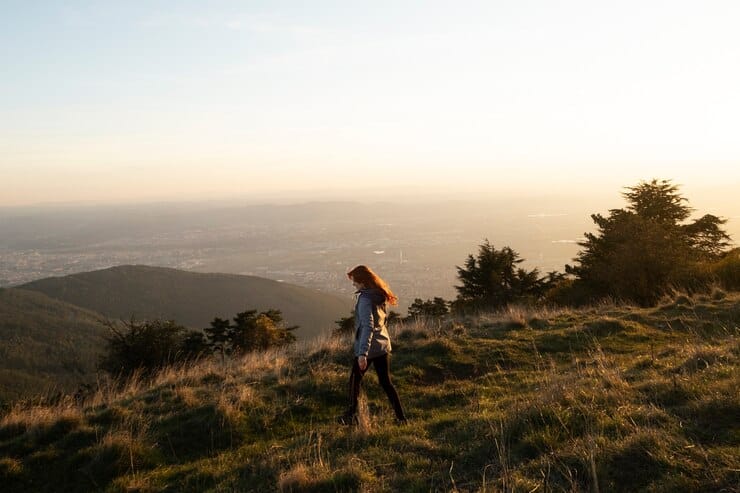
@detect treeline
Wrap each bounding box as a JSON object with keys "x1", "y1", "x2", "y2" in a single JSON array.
[
  {"x1": 100, "y1": 309, "x2": 296, "y2": 378},
  {"x1": 336, "y1": 179, "x2": 738, "y2": 330},
  {"x1": 456, "y1": 179, "x2": 737, "y2": 307}
]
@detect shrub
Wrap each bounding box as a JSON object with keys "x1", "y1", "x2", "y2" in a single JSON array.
[
  {"x1": 333, "y1": 312, "x2": 355, "y2": 336},
  {"x1": 712, "y1": 248, "x2": 740, "y2": 291},
  {"x1": 99, "y1": 319, "x2": 192, "y2": 377},
  {"x1": 545, "y1": 278, "x2": 595, "y2": 306}
]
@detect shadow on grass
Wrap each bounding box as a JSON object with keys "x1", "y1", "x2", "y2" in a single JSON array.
[
  {"x1": 598, "y1": 433, "x2": 671, "y2": 492},
  {"x1": 152, "y1": 404, "x2": 239, "y2": 462},
  {"x1": 679, "y1": 396, "x2": 740, "y2": 446}
]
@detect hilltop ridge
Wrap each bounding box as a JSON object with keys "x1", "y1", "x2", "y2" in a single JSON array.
[{"x1": 1, "y1": 291, "x2": 738, "y2": 492}]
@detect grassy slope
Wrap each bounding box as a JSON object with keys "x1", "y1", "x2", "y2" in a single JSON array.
[
  {"x1": 1, "y1": 292, "x2": 738, "y2": 492},
  {"x1": 20, "y1": 265, "x2": 349, "y2": 340},
  {"x1": 0, "y1": 288, "x2": 108, "y2": 403}
]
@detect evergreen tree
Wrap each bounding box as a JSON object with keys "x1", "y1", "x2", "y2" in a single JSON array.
[
  {"x1": 455, "y1": 240, "x2": 549, "y2": 310},
  {"x1": 228, "y1": 309, "x2": 296, "y2": 354},
  {"x1": 204, "y1": 317, "x2": 231, "y2": 361},
  {"x1": 406, "y1": 297, "x2": 450, "y2": 319},
  {"x1": 566, "y1": 179, "x2": 731, "y2": 305},
  {"x1": 180, "y1": 330, "x2": 209, "y2": 360},
  {"x1": 229, "y1": 309, "x2": 259, "y2": 352}
]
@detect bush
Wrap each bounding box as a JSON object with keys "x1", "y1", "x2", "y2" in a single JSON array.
[
  {"x1": 229, "y1": 309, "x2": 296, "y2": 353},
  {"x1": 99, "y1": 319, "x2": 192, "y2": 377},
  {"x1": 333, "y1": 313, "x2": 355, "y2": 336},
  {"x1": 545, "y1": 278, "x2": 595, "y2": 306},
  {"x1": 712, "y1": 248, "x2": 740, "y2": 291},
  {"x1": 205, "y1": 309, "x2": 297, "y2": 355}
]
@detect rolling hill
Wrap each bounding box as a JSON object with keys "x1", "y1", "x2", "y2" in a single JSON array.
[
  {"x1": 0, "y1": 288, "x2": 108, "y2": 403},
  {"x1": 1, "y1": 292, "x2": 737, "y2": 491},
  {"x1": 20, "y1": 265, "x2": 350, "y2": 340}
]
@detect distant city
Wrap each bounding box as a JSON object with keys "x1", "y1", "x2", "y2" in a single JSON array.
[{"x1": 2, "y1": 199, "x2": 736, "y2": 311}]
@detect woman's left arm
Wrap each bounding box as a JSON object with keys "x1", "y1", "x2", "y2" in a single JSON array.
[{"x1": 355, "y1": 295, "x2": 374, "y2": 358}]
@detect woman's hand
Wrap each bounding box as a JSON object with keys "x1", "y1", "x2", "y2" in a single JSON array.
[{"x1": 358, "y1": 355, "x2": 368, "y2": 371}]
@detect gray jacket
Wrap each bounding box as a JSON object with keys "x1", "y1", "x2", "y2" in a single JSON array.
[{"x1": 353, "y1": 288, "x2": 392, "y2": 359}]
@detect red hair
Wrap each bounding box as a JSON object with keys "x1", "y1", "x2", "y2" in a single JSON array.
[{"x1": 347, "y1": 265, "x2": 398, "y2": 305}]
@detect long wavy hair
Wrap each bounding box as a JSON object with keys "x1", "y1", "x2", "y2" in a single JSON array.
[{"x1": 347, "y1": 265, "x2": 398, "y2": 306}]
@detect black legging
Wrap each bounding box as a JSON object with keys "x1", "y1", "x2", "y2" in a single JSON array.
[{"x1": 347, "y1": 353, "x2": 405, "y2": 420}]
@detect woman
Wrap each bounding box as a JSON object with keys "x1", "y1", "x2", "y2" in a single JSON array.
[{"x1": 338, "y1": 265, "x2": 407, "y2": 425}]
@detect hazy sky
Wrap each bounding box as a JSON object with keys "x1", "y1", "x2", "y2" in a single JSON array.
[{"x1": 2, "y1": 1, "x2": 739, "y2": 206}]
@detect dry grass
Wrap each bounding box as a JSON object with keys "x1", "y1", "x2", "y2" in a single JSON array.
[
  {"x1": 277, "y1": 462, "x2": 312, "y2": 492},
  {"x1": 0, "y1": 457, "x2": 22, "y2": 476},
  {"x1": 174, "y1": 385, "x2": 201, "y2": 407},
  {"x1": 216, "y1": 383, "x2": 258, "y2": 425},
  {"x1": 476, "y1": 303, "x2": 580, "y2": 327},
  {"x1": 276, "y1": 461, "x2": 335, "y2": 492},
  {"x1": 0, "y1": 401, "x2": 83, "y2": 437},
  {"x1": 1, "y1": 292, "x2": 738, "y2": 492}
]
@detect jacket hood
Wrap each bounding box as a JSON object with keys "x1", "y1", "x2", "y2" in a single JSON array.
[{"x1": 359, "y1": 287, "x2": 387, "y2": 305}]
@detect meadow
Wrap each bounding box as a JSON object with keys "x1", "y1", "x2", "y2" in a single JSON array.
[{"x1": 1, "y1": 291, "x2": 738, "y2": 492}]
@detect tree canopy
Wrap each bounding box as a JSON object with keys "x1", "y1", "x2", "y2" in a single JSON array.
[
  {"x1": 406, "y1": 297, "x2": 450, "y2": 319},
  {"x1": 566, "y1": 179, "x2": 731, "y2": 305},
  {"x1": 100, "y1": 308, "x2": 297, "y2": 377},
  {"x1": 228, "y1": 309, "x2": 297, "y2": 353},
  {"x1": 454, "y1": 240, "x2": 555, "y2": 310}
]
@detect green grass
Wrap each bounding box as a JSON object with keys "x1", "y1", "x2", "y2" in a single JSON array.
[{"x1": 1, "y1": 294, "x2": 739, "y2": 492}]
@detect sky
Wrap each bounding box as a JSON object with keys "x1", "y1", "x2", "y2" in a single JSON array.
[{"x1": 1, "y1": 1, "x2": 739, "y2": 207}]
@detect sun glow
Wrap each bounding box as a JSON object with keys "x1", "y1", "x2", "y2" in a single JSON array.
[{"x1": 1, "y1": 1, "x2": 739, "y2": 206}]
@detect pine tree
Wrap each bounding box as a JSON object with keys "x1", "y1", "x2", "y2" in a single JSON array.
[
  {"x1": 566, "y1": 179, "x2": 731, "y2": 305},
  {"x1": 455, "y1": 240, "x2": 548, "y2": 310},
  {"x1": 204, "y1": 317, "x2": 231, "y2": 361}
]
